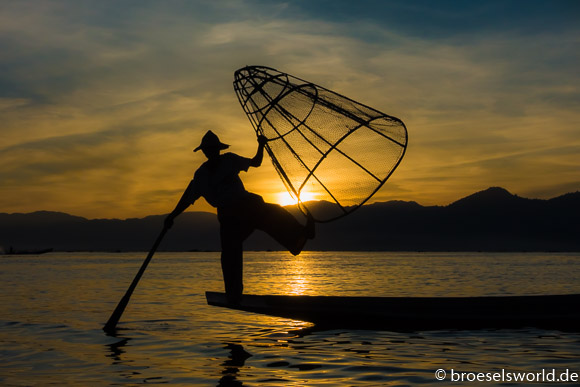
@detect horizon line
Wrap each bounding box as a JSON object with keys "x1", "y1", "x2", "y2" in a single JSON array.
[{"x1": 1, "y1": 186, "x2": 579, "y2": 221}]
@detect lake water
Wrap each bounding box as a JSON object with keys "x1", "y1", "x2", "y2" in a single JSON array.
[{"x1": 1, "y1": 251, "x2": 580, "y2": 386}]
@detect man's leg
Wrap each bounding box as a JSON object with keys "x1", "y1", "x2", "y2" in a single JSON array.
[
  {"x1": 219, "y1": 218, "x2": 252, "y2": 304},
  {"x1": 257, "y1": 202, "x2": 315, "y2": 256},
  {"x1": 218, "y1": 207, "x2": 254, "y2": 304}
]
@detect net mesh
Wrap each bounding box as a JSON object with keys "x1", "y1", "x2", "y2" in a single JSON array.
[{"x1": 234, "y1": 66, "x2": 408, "y2": 222}]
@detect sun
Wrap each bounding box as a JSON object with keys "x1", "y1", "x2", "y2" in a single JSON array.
[{"x1": 277, "y1": 191, "x2": 317, "y2": 207}]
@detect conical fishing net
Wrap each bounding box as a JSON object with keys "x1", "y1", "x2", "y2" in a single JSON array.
[{"x1": 234, "y1": 66, "x2": 408, "y2": 222}]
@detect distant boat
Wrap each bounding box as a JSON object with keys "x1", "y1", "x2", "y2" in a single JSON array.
[
  {"x1": 206, "y1": 291, "x2": 580, "y2": 331},
  {"x1": 4, "y1": 247, "x2": 53, "y2": 255}
]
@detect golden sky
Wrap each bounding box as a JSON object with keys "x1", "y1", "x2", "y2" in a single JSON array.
[{"x1": 1, "y1": 1, "x2": 579, "y2": 219}]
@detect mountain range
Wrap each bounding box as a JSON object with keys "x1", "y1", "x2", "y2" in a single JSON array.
[{"x1": 1, "y1": 187, "x2": 578, "y2": 252}]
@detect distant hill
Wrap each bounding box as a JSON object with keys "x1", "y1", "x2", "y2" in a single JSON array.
[
  {"x1": 309, "y1": 187, "x2": 580, "y2": 251},
  {"x1": 1, "y1": 187, "x2": 579, "y2": 252}
]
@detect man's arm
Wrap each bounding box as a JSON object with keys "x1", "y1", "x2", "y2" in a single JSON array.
[
  {"x1": 164, "y1": 180, "x2": 197, "y2": 229},
  {"x1": 249, "y1": 135, "x2": 268, "y2": 168}
]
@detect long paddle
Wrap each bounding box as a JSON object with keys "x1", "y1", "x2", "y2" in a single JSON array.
[{"x1": 103, "y1": 226, "x2": 168, "y2": 334}]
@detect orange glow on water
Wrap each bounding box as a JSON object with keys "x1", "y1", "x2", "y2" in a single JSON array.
[{"x1": 284, "y1": 255, "x2": 312, "y2": 295}]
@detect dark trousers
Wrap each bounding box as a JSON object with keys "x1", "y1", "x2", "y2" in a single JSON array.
[{"x1": 217, "y1": 194, "x2": 306, "y2": 302}]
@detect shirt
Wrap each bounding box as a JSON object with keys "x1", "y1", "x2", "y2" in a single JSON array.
[{"x1": 189, "y1": 153, "x2": 252, "y2": 208}]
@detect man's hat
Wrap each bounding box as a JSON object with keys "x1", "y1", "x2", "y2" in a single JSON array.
[{"x1": 194, "y1": 130, "x2": 230, "y2": 152}]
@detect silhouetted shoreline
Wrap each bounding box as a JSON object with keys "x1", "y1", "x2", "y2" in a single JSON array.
[{"x1": 1, "y1": 187, "x2": 579, "y2": 253}]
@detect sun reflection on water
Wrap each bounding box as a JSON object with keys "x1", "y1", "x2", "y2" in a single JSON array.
[{"x1": 284, "y1": 255, "x2": 312, "y2": 295}]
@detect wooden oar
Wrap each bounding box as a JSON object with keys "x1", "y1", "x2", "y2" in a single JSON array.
[{"x1": 103, "y1": 226, "x2": 168, "y2": 334}]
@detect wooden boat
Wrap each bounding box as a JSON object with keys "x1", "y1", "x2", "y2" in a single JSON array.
[
  {"x1": 206, "y1": 291, "x2": 580, "y2": 331},
  {"x1": 4, "y1": 247, "x2": 53, "y2": 255}
]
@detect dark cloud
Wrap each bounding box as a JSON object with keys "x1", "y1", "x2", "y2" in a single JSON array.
[{"x1": 283, "y1": 0, "x2": 580, "y2": 38}]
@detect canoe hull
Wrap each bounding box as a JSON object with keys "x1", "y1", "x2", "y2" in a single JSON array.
[{"x1": 206, "y1": 292, "x2": 580, "y2": 331}]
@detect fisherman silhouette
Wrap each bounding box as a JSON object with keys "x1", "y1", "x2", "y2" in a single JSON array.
[{"x1": 165, "y1": 130, "x2": 315, "y2": 303}]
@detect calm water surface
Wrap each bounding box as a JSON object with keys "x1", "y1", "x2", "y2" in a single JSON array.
[{"x1": 1, "y1": 251, "x2": 579, "y2": 386}]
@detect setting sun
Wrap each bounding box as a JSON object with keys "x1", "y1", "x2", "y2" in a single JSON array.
[{"x1": 277, "y1": 190, "x2": 318, "y2": 207}]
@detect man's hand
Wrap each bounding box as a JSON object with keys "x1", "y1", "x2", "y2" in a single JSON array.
[{"x1": 257, "y1": 135, "x2": 268, "y2": 146}]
